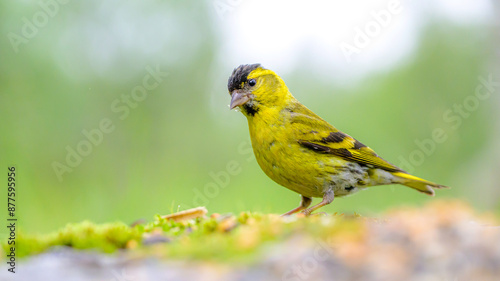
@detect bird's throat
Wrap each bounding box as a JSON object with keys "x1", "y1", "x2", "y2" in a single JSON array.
[{"x1": 242, "y1": 103, "x2": 258, "y2": 117}]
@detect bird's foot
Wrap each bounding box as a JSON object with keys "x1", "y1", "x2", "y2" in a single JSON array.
[
  {"x1": 301, "y1": 191, "x2": 334, "y2": 217},
  {"x1": 301, "y1": 209, "x2": 313, "y2": 216},
  {"x1": 281, "y1": 196, "x2": 313, "y2": 216},
  {"x1": 301, "y1": 210, "x2": 328, "y2": 217}
]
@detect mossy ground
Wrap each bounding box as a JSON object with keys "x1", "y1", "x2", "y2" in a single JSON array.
[
  {"x1": 3, "y1": 200, "x2": 497, "y2": 265},
  {"x1": 3, "y1": 210, "x2": 364, "y2": 262}
]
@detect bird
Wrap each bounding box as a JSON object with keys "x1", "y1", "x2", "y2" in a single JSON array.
[{"x1": 227, "y1": 64, "x2": 449, "y2": 216}]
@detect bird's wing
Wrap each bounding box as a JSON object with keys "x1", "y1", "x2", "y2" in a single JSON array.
[{"x1": 287, "y1": 102, "x2": 404, "y2": 173}]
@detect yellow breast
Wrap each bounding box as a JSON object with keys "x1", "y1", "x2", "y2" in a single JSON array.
[{"x1": 247, "y1": 108, "x2": 327, "y2": 198}]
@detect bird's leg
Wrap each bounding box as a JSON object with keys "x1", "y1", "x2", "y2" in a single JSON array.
[
  {"x1": 281, "y1": 195, "x2": 312, "y2": 216},
  {"x1": 302, "y1": 190, "x2": 334, "y2": 216}
]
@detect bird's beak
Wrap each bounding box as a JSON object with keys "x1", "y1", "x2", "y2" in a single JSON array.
[{"x1": 229, "y1": 90, "x2": 251, "y2": 110}]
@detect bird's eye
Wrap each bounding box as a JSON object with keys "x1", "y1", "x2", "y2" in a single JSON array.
[{"x1": 248, "y1": 79, "x2": 256, "y2": 87}]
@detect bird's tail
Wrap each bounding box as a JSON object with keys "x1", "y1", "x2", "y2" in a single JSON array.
[{"x1": 392, "y1": 172, "x2": 449, "y2": 196}]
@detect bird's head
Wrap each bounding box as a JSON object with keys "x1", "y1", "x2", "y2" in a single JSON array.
[{"x1": 227, "y1": 64, "x2": 291, "y2": 116}]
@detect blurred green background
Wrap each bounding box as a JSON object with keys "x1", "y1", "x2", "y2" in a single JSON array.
[{"x1": 1, "y1": 0, "x2": 499, "y2": 234}]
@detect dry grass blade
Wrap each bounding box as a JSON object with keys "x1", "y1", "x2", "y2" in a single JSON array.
[{"x1": 161, "y1": 207, "x2": 208, "y2": 222}]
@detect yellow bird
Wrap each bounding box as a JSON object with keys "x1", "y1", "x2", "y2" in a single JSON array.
[{"x1": 228, "y1": 64, "x2": 448, "y2": 216}]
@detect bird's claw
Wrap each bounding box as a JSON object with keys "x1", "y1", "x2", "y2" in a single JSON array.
[{"x1": 301, "y1": 209, "x2": 312, "y2": 216}]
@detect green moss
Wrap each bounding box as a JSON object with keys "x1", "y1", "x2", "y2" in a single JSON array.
[
  {"x1": 8, "y1": 221, "x2": 141, "y2": 257},
  {"x1": 3, "y1": 212, "x2": 364, "y2": 261}
]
